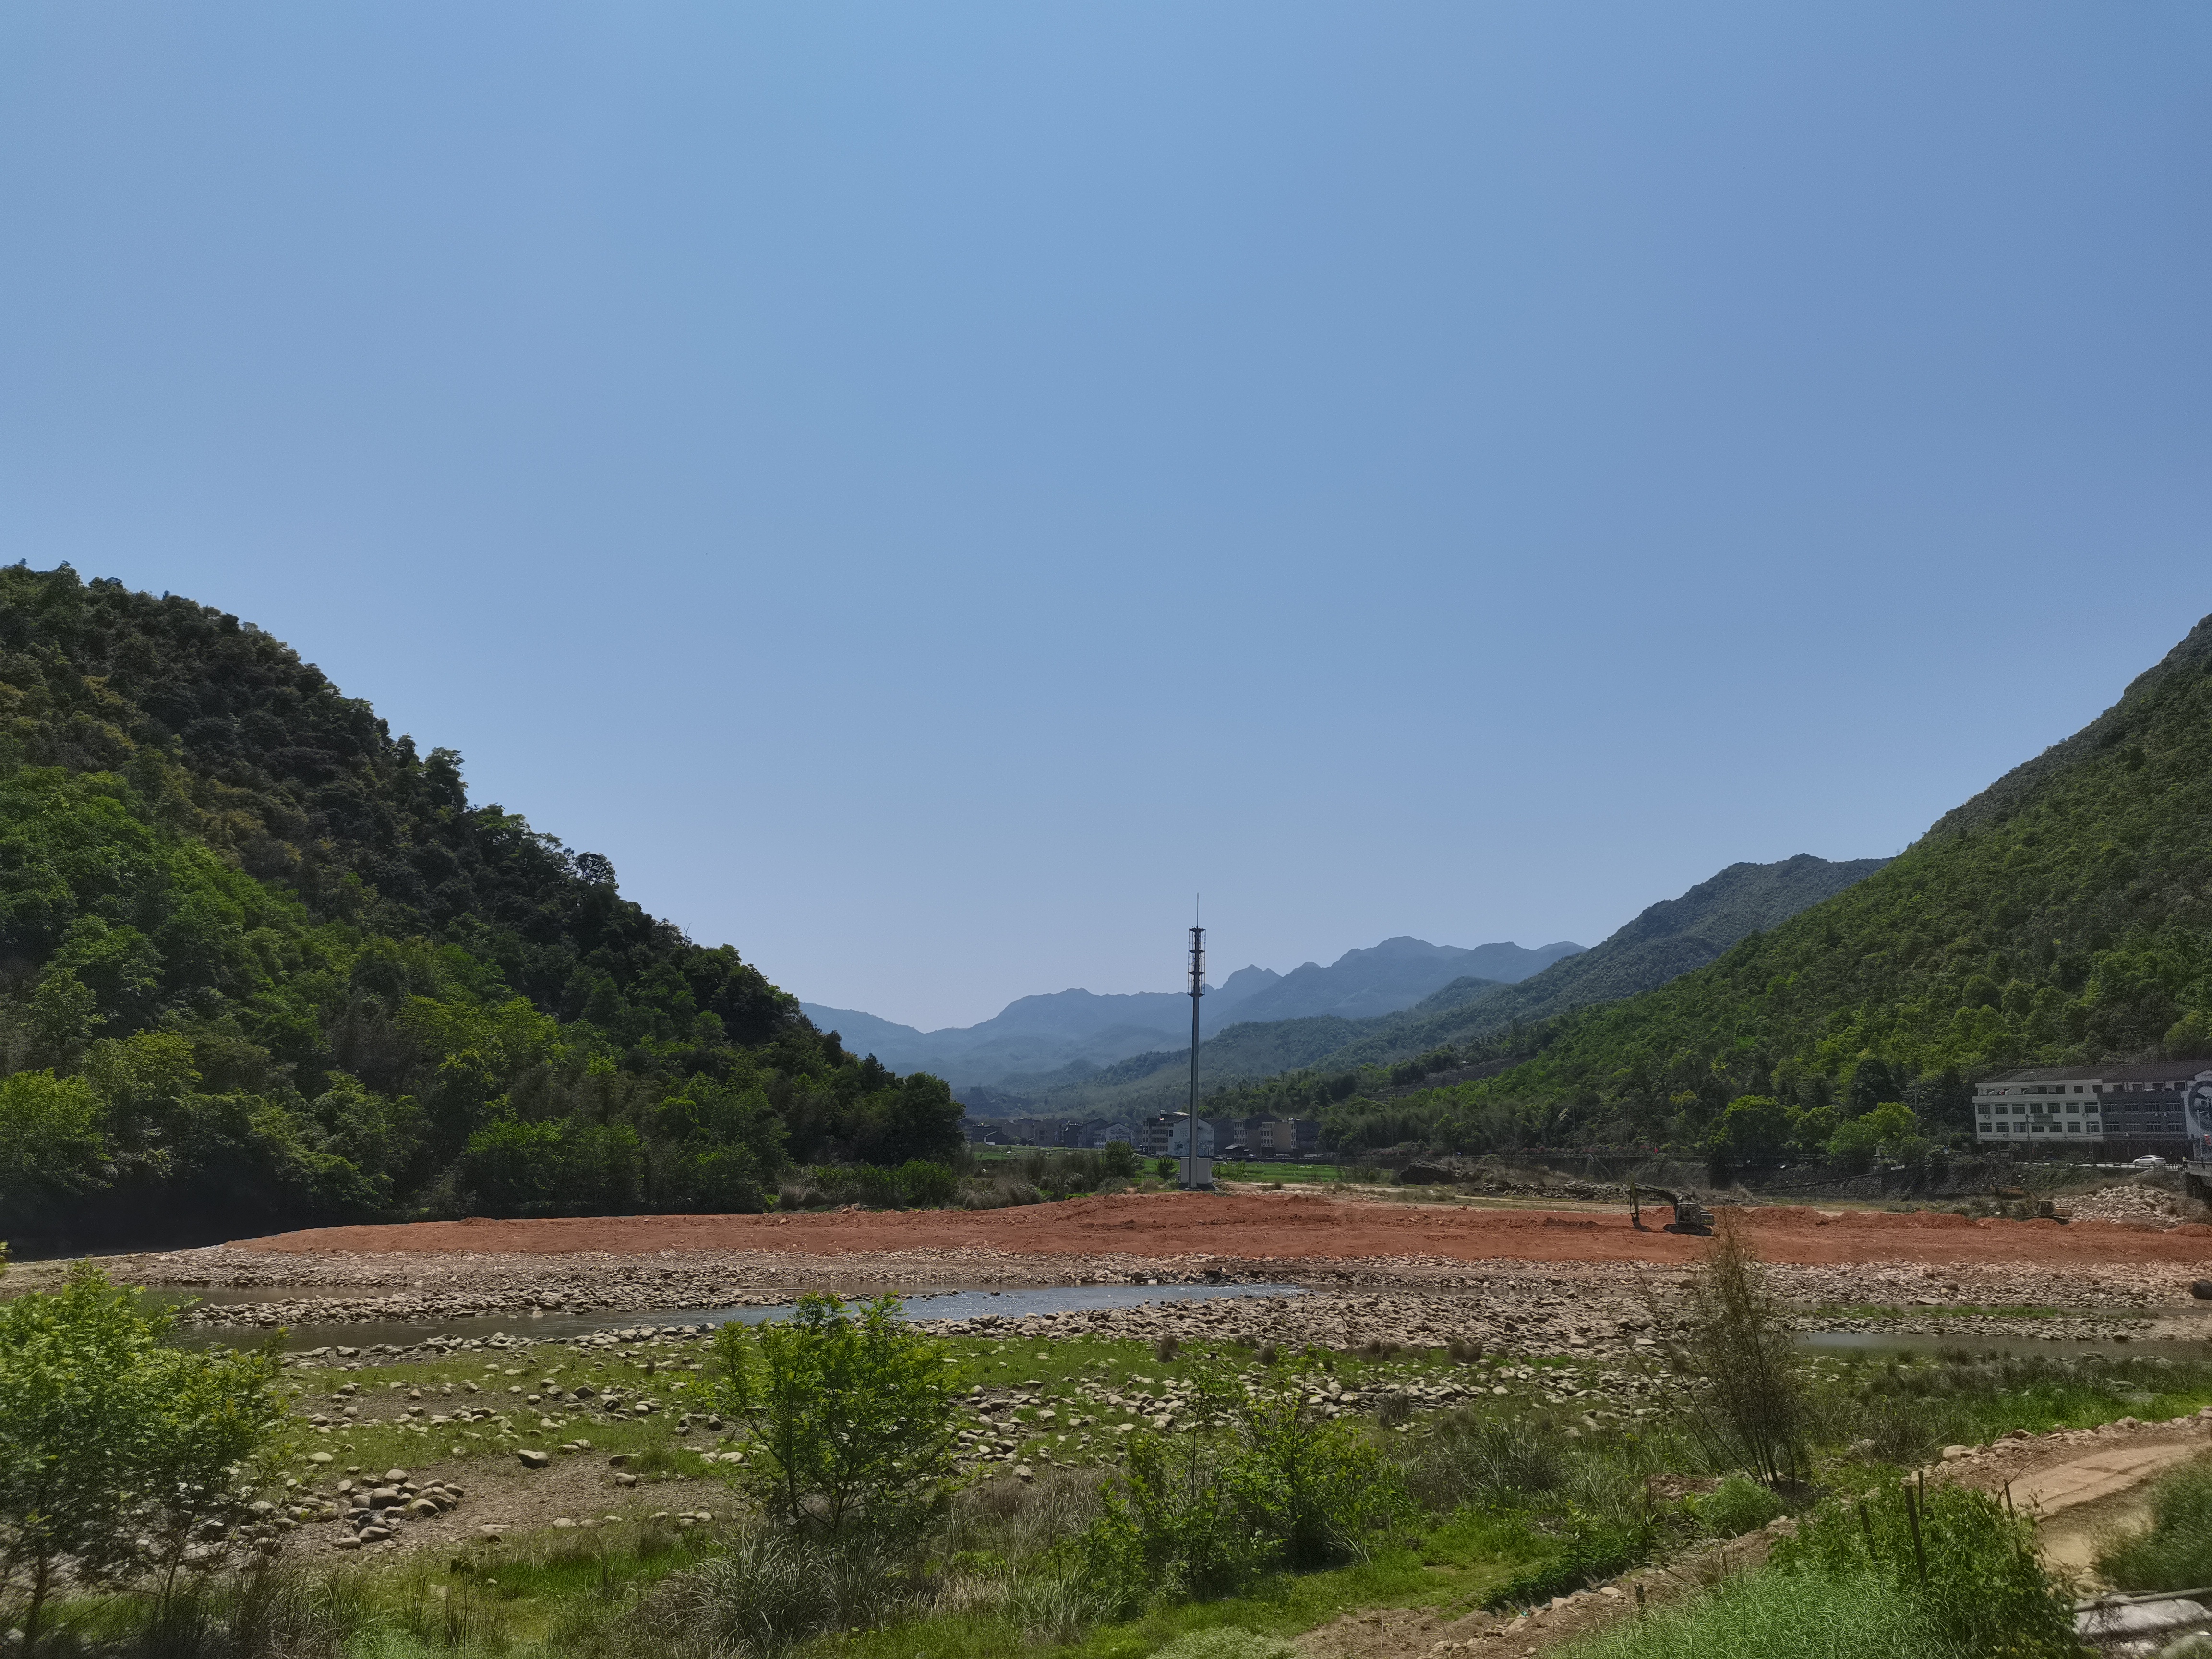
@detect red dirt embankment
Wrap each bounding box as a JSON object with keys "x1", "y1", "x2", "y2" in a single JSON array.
[{"x1": 232, "y1": 1192, "x2": 2212, "y2": 1269}]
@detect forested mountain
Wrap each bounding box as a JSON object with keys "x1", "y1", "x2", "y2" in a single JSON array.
[
  {"x1": 1364, "y1": 613, "x2": 2212, "y2": 1154},
  {"x1": 1306, "y1": 854, "x2": 1889, "y2": 1071},
  {"x1": 0, "y1": 565, "x2": 958, "y2": 1242}
]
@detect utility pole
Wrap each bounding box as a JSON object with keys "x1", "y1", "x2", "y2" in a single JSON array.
[{"x1": 1186, "y1": 919, "x2": 1204, "y2": 1190}]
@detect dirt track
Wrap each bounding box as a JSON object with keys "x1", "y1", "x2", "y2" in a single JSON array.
[{"x1": 231, "y1": 1191, "x2": 2212, "y2": 1270}]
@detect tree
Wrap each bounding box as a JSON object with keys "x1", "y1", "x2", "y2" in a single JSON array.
[
  {"x1": 878, "y1": 1073, "x2": 963, "y2": 1166},
  {"x1": 710, "y1": 1295, "x2": 958, "y2": 1539},
  {"x1": 1707, "y1": 1095, "x2": 1795, "y2": 1161},
  {"x1": 26, "y1": 971, "x2": 98, "y2": 1068},
  {"x1": 0, "y1": 1071, "x2": 110, "y2": 1216},
  {"x1": 0, "y1": 1264, "x2": 285, "y2": 1654},
  {"x1": 1827, "y1": 1101, "x2": 1923, "y2": 1167}
]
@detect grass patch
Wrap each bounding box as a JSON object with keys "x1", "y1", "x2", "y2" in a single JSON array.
[
  {"x1": 1214, "y1": 1164, "x2": 1356, "y2": 1185},
  {"x1": 1803, "y1": 1350, "x2": 2212, "y2": 1467},
  {"x1": 1557, "y1": 1564, "x2": 1956, "y2": 1659},
  {"x1": 2096, "y1": 1455, "x2": 2212, "y2": 1592},
  {"x1": 828, "y1": 1517, "x2": 1542, "y2": 1659}
]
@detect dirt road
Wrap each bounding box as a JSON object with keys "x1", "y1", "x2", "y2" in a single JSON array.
[{"x1": 229, "y1": 1191, "x2": 2212, "y2": 1271}]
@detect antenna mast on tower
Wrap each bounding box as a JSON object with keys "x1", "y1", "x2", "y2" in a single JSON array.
[{"x1": 1186, "y1": 912, "x2": 1204, "y2": 1190}]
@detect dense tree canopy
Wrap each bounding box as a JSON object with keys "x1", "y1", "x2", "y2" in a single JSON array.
[{"x1": 0, "y1": 564, "x2": 958, "y2": 1239}]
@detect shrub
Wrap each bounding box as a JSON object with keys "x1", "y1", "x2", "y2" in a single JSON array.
[
  {"x1": 0, "y1": 1263, "x2": 287, "y2": 1656},
  {"x1": 1120, "y1": 1422, "x2": 1261, "y2": 1599},
  {"x1": 1402, "y1": 1410, "x2": 1567, "y2": 1511},
  {"x1": 2096, "y1": 1459, "x2": 2212, "y2": 1592},
  {"x1": 1226, "y1": 1357, "x2": 1409, "y2": 1568},
  {"x1": 895, "y1": 1159, "x2": 959, "y2": 1208},
  {"x1": 1115, "y1": 1357, "x2": 1409, "y2": 1598},
  {"x1": 126, "y1": 1561, "x2": 367, "y2": 1659},
  {"x1": 1689, "y1": 1476, "x2": 1784, "y2": 1538},
  {"x1": 711, "y1": 1293, "x2": 958, "y2": 1539},
  {"x1": 1485, "y1": 1516, "x2": 1652, "y2": 1608},
  {"x1": 1664, "y1": 1214, "x2": 1805, "y2": 1486},
  {"x1": 1777, "y1": 1479, "x2": 2077, "y2": 1659},
  {"x1": 847, "y1": 1165, "x2": 903, "y2": 1209},
  {"x1": 625, "y1": 1528, "x2": 913, "y2": 1659}
]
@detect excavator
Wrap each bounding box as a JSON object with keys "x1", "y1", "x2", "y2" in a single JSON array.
[{"x1": 1628, "y1": 1181, "x2": 1713, "y2": 1236}]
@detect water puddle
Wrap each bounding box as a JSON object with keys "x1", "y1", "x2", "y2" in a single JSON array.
[{"x1": 171, "y1": 1280, "x2": 1305, "y2": 1353}]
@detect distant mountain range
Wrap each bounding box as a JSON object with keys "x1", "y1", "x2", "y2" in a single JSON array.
[
  {"x1": 800, "y1": 936, "x2": 1583, "y2": 1091},
  {"x1": 948, "y1": 852, "x2": 1888, "y2": 1119}
]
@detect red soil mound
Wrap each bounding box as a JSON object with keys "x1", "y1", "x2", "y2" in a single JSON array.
[{"x1": 231, "y1": 1193, "x2": 2212, "y2": 1268}]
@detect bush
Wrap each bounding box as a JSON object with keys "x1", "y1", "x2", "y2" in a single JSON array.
[
  {"x1": 2096, "y1": 1459, "x2": 2212, "y2": 1592},
  {"x1": 1688, "y1": 1476, "x2": 1784, "y2": 1538},
  {"x1": 847, "y1": 1165, "x2": 902, "y2": 1208},
  {"x1": 1664, "y1": 1214, "x2": 1805, "y2": 1486},
  {"x1": 895, "y1": 1159, "x2": 959, "y2": 1207},
  {"x1": 1120, "y1": 1423, "x2": 1262, "y2": 1599},
  {"x1": 624, "y1": 1528, "x2": 914, "y2": 1659},
  {"x1": 1486, "y1": 1517, "x2": 1652, "y2": 1608},
  {"x1": 1777, "y1": 1479, "x2": 2077, "y2": 1659},
  {"x1": 1402, "y1": 1410, "x2": 1567, "y2": 1511},
  {"x1": 711, "y1": 1293, "x2": 958, "y2": 1539},
  {"x1": 125, "y1": 1561, "x2": 367, "y2": 1659},
  {"x1": 1114, "y1": 1357, "x2": 1408, "y2": 1598},
  {"x1": 0, "y1": 1263, "x2": 288, "y2": 1656}
]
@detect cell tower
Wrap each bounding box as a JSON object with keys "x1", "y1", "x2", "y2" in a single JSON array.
[{"x1": 1186, "y1": 918, "x2": 1204, "y2": 1190}]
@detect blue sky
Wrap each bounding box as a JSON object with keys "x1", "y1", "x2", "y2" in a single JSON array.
[{"x1": 4, "y1": 3, "x2": 2208, "y2": 1030}]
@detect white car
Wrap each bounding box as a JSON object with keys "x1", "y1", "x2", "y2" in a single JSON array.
[{"x1": 2130, "y1": 1155, "x2": 2167, "y2": 1169}]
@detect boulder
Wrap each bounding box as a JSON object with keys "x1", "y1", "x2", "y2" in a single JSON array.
[
  {"x1": 516, "y1": 1449, "x2": 551, "y2": 1470},
  {"x1": 2191, "y1": 1280, "x2": 2212, "y2": 1301}
]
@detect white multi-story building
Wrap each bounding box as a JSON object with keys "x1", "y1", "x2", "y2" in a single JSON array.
[{"x1": 1973, "y1": 1062, "x2": 2212, "y2": 1158}]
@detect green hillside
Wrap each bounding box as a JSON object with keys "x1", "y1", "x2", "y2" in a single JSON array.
[
  {"x1": 0, "y1": 565, "x2": 957, "y2": 1241},
  {"x1": 1307, "y1": 854, "x2": 1890, "y2": 1071},
  {"x1": 1361, "y1": 613, "x2": 2212, "y2": 1155}
]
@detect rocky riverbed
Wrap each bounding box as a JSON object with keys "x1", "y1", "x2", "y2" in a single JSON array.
[{"x1": 79, "y1": 1239, "x2": 2204, "y2": 1359}]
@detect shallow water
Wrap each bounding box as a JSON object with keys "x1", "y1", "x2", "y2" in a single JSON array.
[{"x1": 171, "y1": 1279, "x2": 1305, "y2": 1353}]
